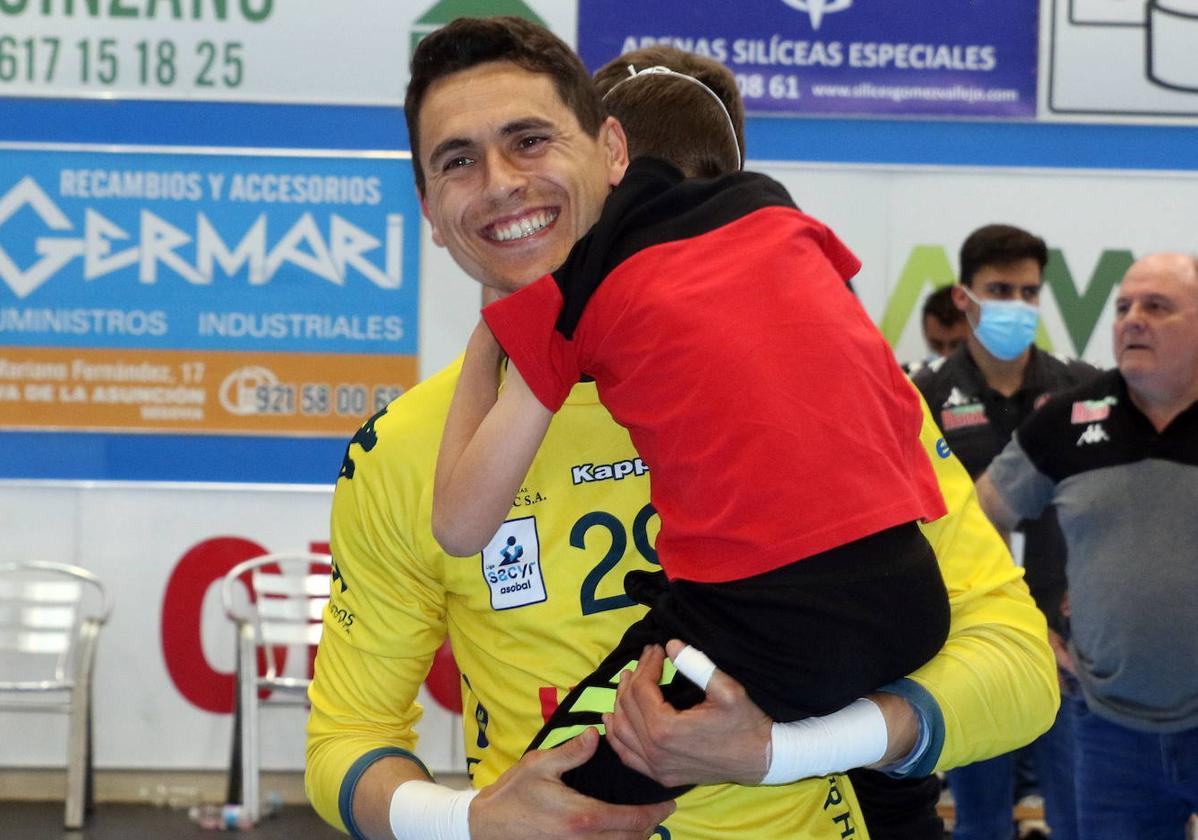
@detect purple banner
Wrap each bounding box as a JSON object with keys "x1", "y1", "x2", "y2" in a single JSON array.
[{"x1": 579, "y1": 0, "x2": 1038, "y2": 118}]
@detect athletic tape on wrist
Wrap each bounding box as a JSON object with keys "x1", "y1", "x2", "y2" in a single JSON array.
[
  {"x1": 388, "y1": 780, "x2": 478, "y2": 840},
  {"x1": 671, "y1": 645, "x2": 717, "y2": 691},
  {"x1": 761, "y1": 697, "x2": 888, "y2": 785}
]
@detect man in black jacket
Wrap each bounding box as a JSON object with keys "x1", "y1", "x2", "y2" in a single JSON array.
[{"x1": 913, "y1": 224, "x2": 1096, "y2": 840}]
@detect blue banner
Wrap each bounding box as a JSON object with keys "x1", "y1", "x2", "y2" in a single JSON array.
[
  {"x1": 0, "y1": 147, "x2": 418, "y2": 354},
  {"x1": 578, "y1": 0, "x2": 1038, "y2": 118},
  {"x1": 0, "y1": 147, "x2": 421, "y2": 438}
]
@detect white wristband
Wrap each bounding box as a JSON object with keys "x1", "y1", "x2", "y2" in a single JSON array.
[
  {"x1": 761, "y1": 698, "x2": 888, "y2": 785},
  {"x1": 388, "y1": 780, "x2": 478, "y2": 840},
  {"x1": 672, "y1": 644, "x2": 717, "y2": 691}
]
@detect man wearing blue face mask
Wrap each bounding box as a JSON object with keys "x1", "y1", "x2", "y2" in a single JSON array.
[{"x1": 913, "y1": 224, "x2": 1098, "y2": 840}]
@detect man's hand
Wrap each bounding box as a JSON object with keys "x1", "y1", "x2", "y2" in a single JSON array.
[
  {"x1": 1050, "y1": 592, "x2": 1076, "y2": 690},
  {"x1": 977, "y1": 472, "x2": 1021, "y2": 535},
  {"x1": 601, "y1": 642, "x2": 771, "y2": 787},
  {"x1": 1048, "y1": 628, "x2": 1076, "y2": 679},
  {"x1": 469, "y1": 727, "x2": 674, "y2": 839}
]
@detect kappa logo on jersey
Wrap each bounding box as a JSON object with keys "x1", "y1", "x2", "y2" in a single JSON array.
[
  {"x1": 941, "y1": 404, "x2": 988, "y2": 430},
  {"x1": 942, "y1": 387, "x2": 974, "y2": 408},
  {"x1": 481, "y1": 517, "x2": 547, "y2": 611},
  {"x1": 571, "y1": 457, "x2": 649, "y2": 485},
  {"x1": 1071, "y1": 397, "x2": 1117, "y2": 425},
  {"x1": 1076, "y1": 423, "x2": 1111, "y2": 447}
]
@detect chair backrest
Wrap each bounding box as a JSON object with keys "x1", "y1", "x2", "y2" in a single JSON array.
[
  {"x1": 220, "y1": 553, "x2": 331, "y2": 685},
  {"x1": 0, "y1": 562, "x2": 111, "y2": 692}
]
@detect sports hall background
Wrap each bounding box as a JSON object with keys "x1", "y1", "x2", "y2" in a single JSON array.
[{"x1": 1, "y1": 0, "x2": 1197, "y2": 822}]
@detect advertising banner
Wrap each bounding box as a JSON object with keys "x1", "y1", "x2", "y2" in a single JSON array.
[
  {"x1": 0, "y1": 146, "x2": 419, "y2": 437},
  {"x1": 753, "y1": 162, "x2": 1198, "y2": 368},
  {"x1": 1047, "y1": 0, "x2": 1198, "y2": 122},
  {"x1": 577, "y1": 0, "x2": 1038, "y2": 118},
  {"x1": 0, "y1": 1, "x2": 404, "y2": 104},
  {"x1": 0, "y1": 0, "x2": 575, "y2": 106}
]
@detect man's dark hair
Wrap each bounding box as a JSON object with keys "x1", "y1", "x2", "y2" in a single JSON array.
[
  {"x1": 922, "y1": 286, "x2": 963, "y2": 327},
  {"x1": 594, "y1": 46, "x2": 743, "y2": 178},
  {"x1": 959, "y1": 224, "x2": 1049, "y2": 288},
  {"x1": 404, "y1": 16, "x2": 605, "y2": 195}
]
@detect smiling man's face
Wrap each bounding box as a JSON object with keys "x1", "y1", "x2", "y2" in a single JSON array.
[{"x1": 417, "y1": 61, "x2": 627, "y2": 294}]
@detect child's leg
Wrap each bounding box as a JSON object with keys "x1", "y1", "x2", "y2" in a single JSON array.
[
  {"x1": 663, "y1": 522, "x2": 950, "y2": 722},
  {"x1": 526, "y1": 604, "x2": 706, "y2": 805},
  {"x1": 529, "y1": 523, "x2": 950, "y2": 804}
]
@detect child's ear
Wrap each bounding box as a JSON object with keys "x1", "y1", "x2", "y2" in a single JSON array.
[{"x1": 600, "y1": 116, "x2": 630, "y2": 187}]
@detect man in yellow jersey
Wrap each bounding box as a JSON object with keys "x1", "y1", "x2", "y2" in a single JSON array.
[{"x1": 306, "y1": 17, "x2": 1058, "y2": 840}]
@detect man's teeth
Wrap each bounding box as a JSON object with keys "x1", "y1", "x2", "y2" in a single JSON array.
[{"x1": 490, "y1": 211, "x2": 557, "y2": 242}]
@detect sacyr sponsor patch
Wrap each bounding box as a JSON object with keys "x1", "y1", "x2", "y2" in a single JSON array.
[{"x1": 480, "y1": 516, "x2": 547, "y2": 611}]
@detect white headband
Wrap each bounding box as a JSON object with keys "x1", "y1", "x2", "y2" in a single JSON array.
[{"x1": 602, "y1": 64, "x2": 743, "y2": 169}]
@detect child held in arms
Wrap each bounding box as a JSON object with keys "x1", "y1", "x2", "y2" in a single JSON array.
[{"x1": 434, "y1": 60, "x2": 950, "y2": 804}]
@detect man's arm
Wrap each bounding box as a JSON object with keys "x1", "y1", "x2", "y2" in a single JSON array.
[
  {"x1": 599, "y1": 489, "x2": 1057, "y2": 787},
  {"x1": 308, "y1": 395, "x2": 454, "y2": 836},
  {"x1": 310, "y1": 630, "x2": 672, "y2": 840},
  {"x1": 601, "y1": 643, "x2": 918, "y2": 788},
  {"x1": 349, "y1": 733, "x2": 673, "y2": 840},
  {"x1": 350, "y1": 756, "x2": 435, "y2": 839},
  {"x1": 306, "y1": 622, "x2": 441, "y2": 837},
  {"x1": 976, "y1": 471, "x2": 1020, "y2": 535},
  {"x1": 598, "y1": 392, "x2": 1059, "y2": 786},
  {"x1": 432, "y1": 322, "x2": 552, "y2": 556},
  {"x1": 308, "y1": 383, "x2": 672, "y2": 840}
]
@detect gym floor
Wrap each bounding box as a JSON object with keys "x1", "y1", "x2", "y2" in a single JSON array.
[{"x1": 0, "y1": 801, "x2": 344, "y2": 839}]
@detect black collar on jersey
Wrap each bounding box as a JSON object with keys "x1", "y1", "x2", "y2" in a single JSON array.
[
  {"x1": 1114, "y1": 370, "x2": 1198, "y2": 441},
  {"x1": 945, "y1": 342, "x2": 1056, "y2": 399},
  {"x1": 553, "y1": 156, "x2": 796, "y2": 339},
  {"x1": 1027, "y1": 369, "x2": 1198, "y2": 476}
]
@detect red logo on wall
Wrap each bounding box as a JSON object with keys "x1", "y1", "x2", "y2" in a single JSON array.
[{"x1": 161, "y1": 536, "x2": 461, "y2": 715}]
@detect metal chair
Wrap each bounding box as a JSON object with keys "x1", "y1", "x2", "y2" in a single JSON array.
[
  {"x1": 220, "y1": 552, "x2": 330, "y2": 823},
  {"x1": 0, "y1": 561, "x2": 111, "y2": 829}
]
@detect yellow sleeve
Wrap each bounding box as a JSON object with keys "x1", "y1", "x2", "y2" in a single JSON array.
[
  {"x1": 306, "y1": 633, "x2": 431, "y2": 833},
  {"x1": 305, "y1": 366, "x2": 459, "y2": 834},
  {"x1": 310, "y1": 363, "x2": 878, "y2": 839},
  {"x1": 910, "y1": 390, "x2": 1060, "y2": 773}
]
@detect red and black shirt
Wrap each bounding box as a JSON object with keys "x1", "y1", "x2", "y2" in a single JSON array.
[{"x1": 485, "y1": 157, "x2": 945, "y2": 584}]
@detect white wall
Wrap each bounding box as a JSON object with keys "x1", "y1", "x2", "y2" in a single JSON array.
[{"x1": 0, "y1": 482, "x2": 461, "y2": 773}]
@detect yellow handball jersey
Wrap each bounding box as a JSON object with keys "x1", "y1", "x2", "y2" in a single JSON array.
[
  {"x1": 306, "y1": 361, "x2": 1058, "y2": 838},
  {"x1": 903, "y1": 382, "x2": 1059, "y2": 771}
]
